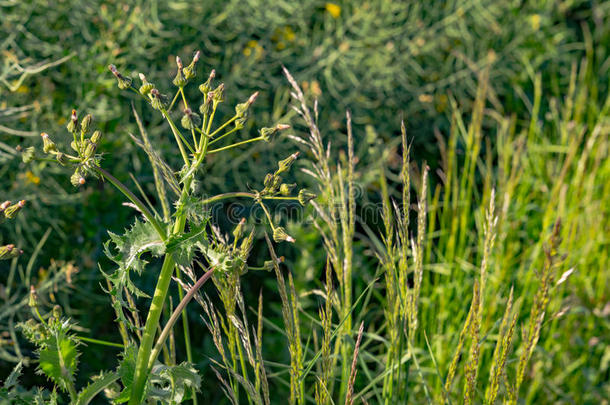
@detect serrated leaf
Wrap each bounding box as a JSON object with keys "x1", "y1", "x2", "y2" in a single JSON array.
[
  {"x1": 37, "y1": 331, "x2": 79, "y2": 393},
  {"x1": 104, "y1": 218, "x2": 166, "y2": 275},
  {"x1": 147, "y1": 362, "x2": 201, "y2": 404},
  {"x1": 3, "y1": 361, "x2": 23, "y2": 389},
  {"x1": 75, "y1": 372, "x2": 119, "y2": 405},
  {"x1": 166, "y1": 222, "x2": 209, "y2": 268}
]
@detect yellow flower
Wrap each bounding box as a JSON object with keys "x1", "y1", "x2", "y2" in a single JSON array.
[
  {"x1": 325, "y1": 3, "x2": 341, "y2": 19},
  {"x1": 530, "y1": 14, "x2": 541, "y2": 31},
  {"x1": 25, "y1": 170, "x2": 41, "y2": 185}
]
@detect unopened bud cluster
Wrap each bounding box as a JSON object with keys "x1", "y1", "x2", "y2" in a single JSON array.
[{"x1": 0, "y1": 200, "x2": 25, "y2": 260}]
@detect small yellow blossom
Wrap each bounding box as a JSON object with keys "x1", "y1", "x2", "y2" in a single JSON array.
[
  {"x1": 326, "y1": 3, "x2": 341, "y2": 19},
  {"x1": 25, "y1": 170, "x2": 41, "y2": 185},
  {"x1": 530, "y1": 14, "x2": 541, "y2": 31}
]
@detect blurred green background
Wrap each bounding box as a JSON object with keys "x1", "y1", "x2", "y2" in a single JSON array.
[{"x1": 1, "y1": 0, "x2": 608, "y2": 402}]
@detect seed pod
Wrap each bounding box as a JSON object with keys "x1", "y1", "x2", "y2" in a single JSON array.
[
  {"x1": 298, "y1": 189, "x2": 317, "y2": 206},
  {"x1": 273, "y1": 226, "x2": 295, "y2": 243},
  {"x1": 41, "y1": 132, "x2": 57, "y2": 153},
  {"x1": 4, "y1": 200, "x2": 25, "y2": 219}
]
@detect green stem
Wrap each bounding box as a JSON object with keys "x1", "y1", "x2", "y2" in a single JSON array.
[
  {"x1": 129, "y1": 177, "x2": 193, "y2": 405},
  {"x1": 148, "y1": 267, "x2": 215, "y2": 370},
  {"x1": 207, "y1": 137, "x2": 264, "y2": 154},
  {"x1": 94, "y1": 167, "x2": 166, "y2": 240},
  {"x1": 207, "y1": 115, "x2": 238, "y2": 140},
  {"x1": 76, "y1": 335, "x2": 124, "y2": 348},
  {"x1": 161, "y1": 108, "x2": 193, "y2": 165}
]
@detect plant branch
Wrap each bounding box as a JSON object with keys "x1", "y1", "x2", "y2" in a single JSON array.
[{"x1": 148, "y1": 267, "x2": 215, "y2": 370}]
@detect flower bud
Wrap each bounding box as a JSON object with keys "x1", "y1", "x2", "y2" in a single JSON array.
[
  {"x1": 263, "y1": 173, "x2": 274, "y2": 189},
  {"x1": 21, "y1": 146, "x2": 36, "y2": 163},
  {"x1": 173, "y1": 56, "x2": 187, "y2": 87},
  {"x1": 108, "y1": 64, "x2": 132, "y2": 90},
  {"x1": 52, "y1": 305, "x2": 62, "y2": 318},
  {"x1": 273, "y1": 227, "x2": 295, "y2": 243},
  {"x1": 4, "y1": 200, "x2": 25, "y2": 219},
  {"x1": 0, "y1": 244, "x2": 22, "y2": 260},
  {"x1": 66, "y1": 109, "x2": 78, "y2": 133},
  {"x1": 80, "y1": 114, "x2": 93, "y2": 135},
  {"x1": 41, "y1": 132, "x2": 57, "y2": 153},
  {"x1": 28, "y1": 285, "x2": 38, "y2": 308},
  {"x1": 138, "y1": 73, "x2": 154, "y2": 95},
  {"x1": 298, "y1": 189, "x2": 316, "y2": 206},
  {"x1": 90, "y1": 130, "x2": 102, "y2": 144},
  {"x1": 212, "y1": 83, "x2": 225, "y2": 104},
  {"x1": 180, "y1": 108, "x2": 201, "y2": 130},
  {"x1": 0, "y1": 201, "x2": 11, "y2": 212},
  {"x1": 199, "y1": 69, "x2": 216, "y2": 95},
  {"x1": 183, "y1": 51, "x2": 200, "y2": 80},
  {"x1": 232, "y1": 218, "x2": 246, "y2": 240},
  {"x1": 277, "y1": 152, "x2": 299, "y2": 174},
  {"x1": 259, "y1": 123, "x2": 290, "y2": 142},
  {"x1": 71, "y1": 169, "x2": 85, "y2": 187},
  {"x1": 150, "y1": 89, "x2": 167, "y2": 111},
  {"x1": 279, "y1": 183, "x2": 296, "y2": 196}
]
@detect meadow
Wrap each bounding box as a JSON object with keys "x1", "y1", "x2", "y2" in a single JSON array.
[{"x1": 1, "y1": 1, "x2": 608, "y2": 404}]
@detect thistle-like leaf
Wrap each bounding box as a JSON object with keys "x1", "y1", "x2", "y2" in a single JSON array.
[{"x1": 75, "y1": 371, "x2": 120, "y2": 405}]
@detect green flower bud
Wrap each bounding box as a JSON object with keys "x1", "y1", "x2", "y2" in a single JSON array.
[
  {"x1": 298, "y1": 189, "x2": 317, "y2": 206},
  {"x1": 66, "y1": 109, "x2": 78, "y2": 133},
  {"x1": 138, "y1": 73, "x2": 154, "y2": 95},
  {"x1": 232, "y1": 218, "x2": 246, "y2": 240},
  {"x1": 4, "y1": 200, "x2": 25, "y2": 219},
  {"x1": 263, "y1": 173, "x2": 274, "y2": 189},
  {"x1": 90, "y1": 130, "x2": 102, "y2": 144},
  {"x1": 80, "y1": 114, "x2": 93, "y2": 135},
  {"x1": 71, "y1": 168, "x2": 86, "y2": 187},
  {"x1": 22, "y1": 146, "x2": 36, "y2": 163},
  {"x1": 259, "y1": 123, "x2": 290, "y2": 142},
  {"x1": 183, "y1": 50, "x2": 200, "y2": 80},
  {"x1": 52, "y1": 305, "x2": 62, "y2": 318},
  {"x1": 150, "y1": 89, "x2": 167, "y2": 111},
  {"x1": 235, "y1": 91, "x2": 259, "y2": 119},
  {"x1": 239, "y1": 229, "x2": 255, "y2": 261},
  {"x1": 41, "y1": 132, "x2": 57, "y2": 153},
  {"x1": 199, "y1": 69, "x2": 216, "y2": 95},
  {"x1": 70, "y1": 140, "x2": 80, "y2": 153},
  {"x1": 279, "y1": 183, "x2": 296, "y2": 196},
  {"x1": 180, "y1": 109, "x2": 201, "y2": 130},
  {"x1": 277, "y1": 152, "x2": 299, "y2": 174},
  {"x1": 83, "y1": 139, "x2": 98, "y2": 160},
  {"x1": 108, "y1": 64, "x2": 132, "y2": 90},
  {"x1": 262, "y1": 260, "x2": 275, "y2": 272},
  {"x1": 212, "y1": 83, "x2": 225, "y2": 104},
  {"x1": 28, "y1": 285, "x2": 38, "y2": 308},
  {"x1": 172, "y1": 56, "x2": 187, "y2": 87},
  {"x1": 0, "y1": 244, "x2": 22, "y2": 260},
  {"x1": 273, "y1": 227, "x2": 295, "y2": 243}
]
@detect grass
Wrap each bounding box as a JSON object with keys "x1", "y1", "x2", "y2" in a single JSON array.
[{"x1": 0, "y1": 1, "x2": 608, "y2": 404}]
